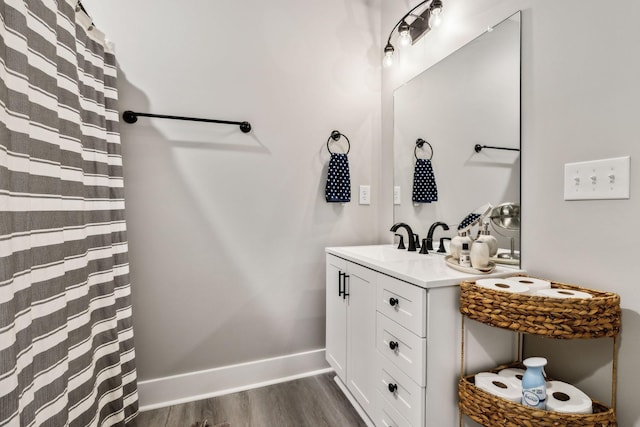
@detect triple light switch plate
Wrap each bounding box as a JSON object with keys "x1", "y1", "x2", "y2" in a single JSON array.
[{"x1": 563, "y1": 156, "x2": 630, "y2": 201}]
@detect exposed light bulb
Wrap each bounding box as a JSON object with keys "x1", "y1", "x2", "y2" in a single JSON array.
[
  {"x1": 429, "y1": 0, "x2": 443, "y2": 28},
  {"x1": 398, "y1": 21, "x2": 412, "y2": 47},
  {"x1": 430, "y1": 8, "x2": 442, "y2": 28},
  {"x1": 398, "y1": 31, "x2": 412, "y2": 47},
  {"x1": 383, "y1": 51, "x2": 394, "y2": 68},
  {"x1": 383, "y1": 43, "x2": 395, "y2": 68}
]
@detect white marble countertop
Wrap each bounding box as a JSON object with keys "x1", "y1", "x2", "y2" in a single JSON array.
[{"x1": 326, "y1": 244, "x2": 524, "y2": 289}]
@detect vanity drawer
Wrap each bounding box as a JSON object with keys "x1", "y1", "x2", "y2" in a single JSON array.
[
  {"x1": 377, "y1": 352, "x2": 425, "y2": 427},
  {"x1": 376, "y1": 274, "x2": 426, "y2": 337},
  {"x1": 377, "y1": 312, "x2": 427, "y2": 386},
  {"x1": 375, "y1": 391, "x2": 413, "y2": 427}
]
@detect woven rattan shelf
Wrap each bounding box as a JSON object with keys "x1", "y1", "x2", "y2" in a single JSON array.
[
  {"x1": 458, "y1": 276, "x2": 621, "y2": 427},
  {"x1": 459, "y1": 362, "x2": 616, "y2": 427},
  {"x1": 459, "y1": 278, "x2": 621, "y2": 339}
]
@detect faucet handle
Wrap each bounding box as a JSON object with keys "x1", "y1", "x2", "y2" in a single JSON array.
[
  {"x1": 420, "y1": 239, "x2": 429, "y2": 254},
  {"x1": 414, "y1": 234, "x2": 420, "y2": 249},
  {"x1": 438, "y1": 237, "x2": 452, "y2": 253},
  {"x1": 395, "y1": 234, "x2": 406, "y2": 250}
]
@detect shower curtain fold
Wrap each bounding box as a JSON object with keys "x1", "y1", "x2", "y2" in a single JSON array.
[{"x1": 1, "y1": 1, "x2": 138, "y2": 425}]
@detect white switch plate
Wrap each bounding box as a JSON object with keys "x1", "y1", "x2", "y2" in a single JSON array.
[
  {"x1": 359, "y1": 185, "x2": 371, "y2": 205},
  {"x1": 393, "y1": 186, "x2": 401, "y2": 205},
  {"x1": 564, "y1": 156, "x2": 630, "y2": 200}
]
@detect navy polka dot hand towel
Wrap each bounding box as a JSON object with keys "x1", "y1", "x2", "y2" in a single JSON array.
[
  {"x1": 325, "y1": 153, "x2": 351, "y2": 203},
  {"x1": 412, "y1": 158, "x2": 438, "y2": 203}
]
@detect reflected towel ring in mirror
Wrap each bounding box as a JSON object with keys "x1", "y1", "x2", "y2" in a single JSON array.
[
  {"x1": 414, "y1": 138, "x2": 433, "y2": 160},
  {"x1": 327, "y1": 130, "x2": 350, "y2": 154}
]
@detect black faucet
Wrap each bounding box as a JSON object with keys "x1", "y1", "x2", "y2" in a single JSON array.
[
  {"x1": 426, "y1": 221, "x2": 450, "y2": 251},
  {"x1": 390, "y1": 223, "x2": 416, "y2": 251}
]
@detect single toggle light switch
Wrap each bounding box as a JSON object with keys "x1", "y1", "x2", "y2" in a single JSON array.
[
  {"x1": 393, "y1": 186, "x2": 401, "y2": 205},
  {"x1": 359, "y1": 185, "x2": 371, "y2": 205},
  {"x1": 564, "y1": 156, "x2": 630, "y2": 200}
]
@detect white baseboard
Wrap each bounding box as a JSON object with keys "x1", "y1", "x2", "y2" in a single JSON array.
[{"x1": 137, "y1": 348, "x2": 331, "y2": 412}]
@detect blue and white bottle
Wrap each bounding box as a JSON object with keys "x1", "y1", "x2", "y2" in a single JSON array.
[{"x1": 521, "y1": 357, "x2": 547, "y2": 409}]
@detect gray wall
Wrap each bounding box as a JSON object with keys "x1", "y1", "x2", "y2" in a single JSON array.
[
  {"x1": 383, "y1": 1, "x2": 640, "y2": 425},
  {"x1": 83, "y1": 0, "x2": 382, "y2": 380}
]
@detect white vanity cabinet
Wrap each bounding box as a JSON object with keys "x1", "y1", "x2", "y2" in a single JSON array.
[
  {"x1": 325, "y1": 255, "x2": 348, "y2": 381},
  {"x1": 326, "y1": 254, "x2": 377, "y2": 417},
  {"x1": 375, "y1": 275, "x2": 428, "y2": 427},
  {"x1": 326, "y1": 245, "x2": 522, "y2": 427}
]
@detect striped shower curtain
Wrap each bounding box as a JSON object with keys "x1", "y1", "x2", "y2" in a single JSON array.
[{"x1": 1, "y1": 1, "x2": 138, "y2": 426}]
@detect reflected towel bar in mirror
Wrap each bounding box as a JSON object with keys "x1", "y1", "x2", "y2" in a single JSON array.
[
  {"x1": 122, "y1": 110, "x2": 252, "y2": 133},
  {"x1": 474, "y1": 144, "x2": 520, "y2": 153}
]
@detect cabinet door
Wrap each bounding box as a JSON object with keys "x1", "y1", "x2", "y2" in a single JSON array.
[
  {"x1": 326, "y1": 255, "x2": 347, "y2": 382},
  {"x1": 346, "y1": 262, "x2": 377, "y2": 417}
]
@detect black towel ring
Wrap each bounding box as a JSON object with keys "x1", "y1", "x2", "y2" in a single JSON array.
[
  {"x1": 327, "y1": 130, "x2": 350, "y2": 155},
  {"x1": 414, "y1": 138, "x2": 433, "y2": 160}
]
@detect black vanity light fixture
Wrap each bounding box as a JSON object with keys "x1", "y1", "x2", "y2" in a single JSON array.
[{"x1": 383, "y1": 0, "x2": 443, "y2": 68}]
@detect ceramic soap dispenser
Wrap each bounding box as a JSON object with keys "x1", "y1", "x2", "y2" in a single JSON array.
[
  {"x1": 476, "y1": 221, "x2": 498, "y2": 257},
  {"x1": 450, "y1": 230, "x2": 471, "y2": 261}
]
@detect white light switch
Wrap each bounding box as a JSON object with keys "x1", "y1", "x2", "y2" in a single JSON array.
[
  {"x1": 359, "y1": 185, "x2": 371, "y2": 205},
  {"x1": 564, "y1": 156, "x2": 630, "y2": 200},
  {"x1": 394, "y1": 186, "x2": 401, "y2": 205}
]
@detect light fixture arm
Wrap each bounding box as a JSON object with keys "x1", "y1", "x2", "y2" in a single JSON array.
[
  {"x1": 383, "y1": 0, "x2": 442, "y2": 67},
  {"x1": 385, "y1": 0, "x2": 431, "y2": 47}
]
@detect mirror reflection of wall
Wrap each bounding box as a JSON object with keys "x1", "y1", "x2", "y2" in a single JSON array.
[{"x1": 393, "y1": 12, "x2": 521, "y2": 264}]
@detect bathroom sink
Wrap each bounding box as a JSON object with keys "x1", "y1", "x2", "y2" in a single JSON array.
[
  {"x1": 327, "y1": 244, "x2": 525, "y2": 289},
  {"x1": 336, "y1": 244, "x2": 430, "y2": 263}
]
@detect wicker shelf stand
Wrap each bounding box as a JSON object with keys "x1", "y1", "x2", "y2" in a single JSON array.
[{"x1": 458, "y1": 277, "x2": 621, "y2": 427}]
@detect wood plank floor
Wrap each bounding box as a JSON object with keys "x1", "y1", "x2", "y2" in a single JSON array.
[{"x1": 131, "y1": 373, "x2": 367, "y2": 427}]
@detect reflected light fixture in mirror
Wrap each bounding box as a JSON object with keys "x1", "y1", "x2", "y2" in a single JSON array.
[{"x1": 383, "y1": 0, "x2": 444, "y2": 68}]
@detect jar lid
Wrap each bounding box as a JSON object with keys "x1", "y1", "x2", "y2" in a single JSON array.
[{"x1": 523, "y1": 357, "x2": 547, "y2": 368}]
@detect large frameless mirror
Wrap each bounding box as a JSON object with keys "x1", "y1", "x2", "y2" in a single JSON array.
[{"x1": 393, "y1": 11, "x2": 521, "y2": 266}]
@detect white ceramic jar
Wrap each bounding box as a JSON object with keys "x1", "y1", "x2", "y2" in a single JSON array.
[{"x1": 470, "y1": 240, "x2": 490, "y2": 269}]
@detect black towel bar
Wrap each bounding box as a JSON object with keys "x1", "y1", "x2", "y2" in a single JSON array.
[
  {"x1": 474, "y1": 144, "x2": 520, "y2": 153},
  {"x1": 122, "y1": 110, "x2": 252, "y2": 133}
]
